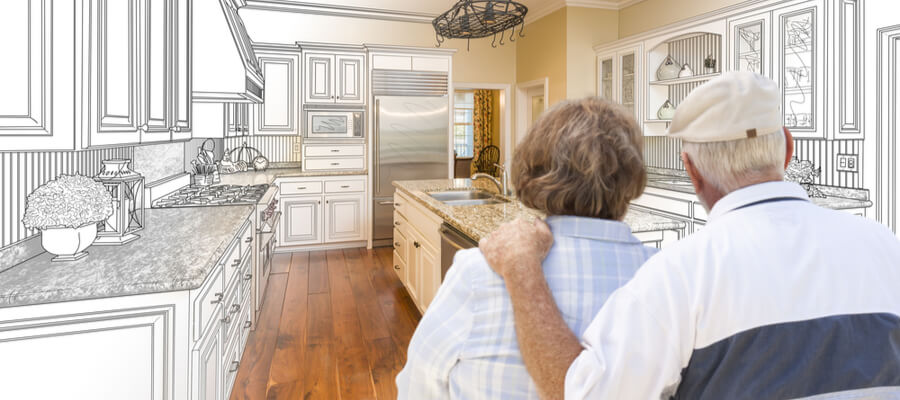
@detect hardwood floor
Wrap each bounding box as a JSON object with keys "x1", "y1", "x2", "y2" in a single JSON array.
[{"x1": 230, "y1": 247, "x2": 422, "y2": 400}]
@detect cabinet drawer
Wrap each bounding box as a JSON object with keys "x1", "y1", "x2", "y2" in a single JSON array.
[
  {"x1": 223, "y1": 276, "x2": 242, "y2": 347},
  {"x1": 304, "y1": 157, "x2": 365, "y2": 171},
  {"x1": 281, "y1": 180, "x2": 323, "y2": 195},
  {"x1": 223, "y1": 332, "x2": 242, "y2": 400},
  {"x1": 193, "y1": 266, "x2": 225, "y2": 342},
  {"x1": 632, "y1": 193, "x2": 692, "y2": 217},
  {"x1": 325, "y1": 179, "x2": 365, "y2": 193},
  {"x1": 392, "y1": 250, "x2": 406, "y2": 281},
  {"x1": 394, "y1": 191, "x2": 441, "y2": 246},
  {"x1": 393, "y1": 225, "x2": 408, "y2": 264},
  {"x1": 240, "y1": 254, "x2": 252, "y2": 300},
  {"x1": 223, "y1": 241, "x2": 244, "y2": 285},
  {"x1": 305, "y1": 145, "x2": 365, "y2": 157},
  {"x1": 238, "y1": 220, "x2": 253, "y2": 258}
]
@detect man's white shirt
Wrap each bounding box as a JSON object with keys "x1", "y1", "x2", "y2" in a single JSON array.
[{"x1": 565, "y1": 181, "x2": 900, "y2": 399}]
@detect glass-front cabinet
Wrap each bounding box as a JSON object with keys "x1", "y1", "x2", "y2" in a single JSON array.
[
  {"x1": 773, "y1": 1, "x2": 824, "y2": 138},
  {"x1": 728, "y1": 12, "x2": 771, "y2": 77},
  {"x1": 596, "y1": 45, "x2": 642, "y2": 124}
]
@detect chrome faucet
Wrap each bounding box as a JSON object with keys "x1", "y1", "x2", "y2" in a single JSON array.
[{"x1": 471, "y1": 163, "x2": 510, "y2": 196}]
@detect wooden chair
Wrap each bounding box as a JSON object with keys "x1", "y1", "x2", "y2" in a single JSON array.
[{"x1": 473, "y1": 145, "x2": 500, "y2": 177}]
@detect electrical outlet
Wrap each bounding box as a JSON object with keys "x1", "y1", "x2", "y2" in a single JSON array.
[{"x1": 836, "y1": 154, "x2": 859, "y2": 173}]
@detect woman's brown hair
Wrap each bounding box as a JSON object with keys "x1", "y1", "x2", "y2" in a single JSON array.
[{"x1": 511, "y1": 97, "x2": 646, "y2": 220}]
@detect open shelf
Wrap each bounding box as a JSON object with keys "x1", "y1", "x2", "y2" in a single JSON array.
[{"x1": 649, "y1": 73, "x2": 721, "y2": 86}]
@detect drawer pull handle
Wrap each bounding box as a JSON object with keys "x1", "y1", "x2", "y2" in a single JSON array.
[
  {"x1": 232, "y1": 259, "x2": 241, "y2": 267},
  {"x1": 340, "y1": 185, "x2": 350, "y2": 189},
  {"x1": 394, "y1": 221, "x2": 401, "y2": 226},
  {"x1": 414, "y1": 241, "x2": 421, "y2": 248},
  {"x1": 331, "y1": 149, "x2": 340, "y2": 153},
  {"x1": 211, "y1": 293, "x2": 224, "y2": 304},
  {"x1": 330, "y1": 162, "x2": 340, "y2": 166},
  {"x1": 394, "y1": 265, "x2": 401, "y2": 270},
  {"x1": 230, "y1": 304, "x2": 241, "y2": 314},
  {"x1": 394, "y1": 242, "x2": 400, "y2": 248},
  {"x1": 229, "y1": 361, "x2": 240, "y2": 373},
  {"x1": 244, "y1": 273, "x2": 253, "y2": 281},
  {"x1": 244, "y1": 237, "x2": 252, "y2": 243},
  {"x1": 243, "y1": 321, "x2": 252, "y2": 329},
  {"x1": 222, "y1": 315, "x2": 232, "y2": 324},
  {"x1": 298, "y1": 187, "x2": 307, "y2": 190}
]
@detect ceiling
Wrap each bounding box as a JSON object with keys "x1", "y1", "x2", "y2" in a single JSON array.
[{"x1": 243, "y1": 0, "x2": 647, "y2": 24}]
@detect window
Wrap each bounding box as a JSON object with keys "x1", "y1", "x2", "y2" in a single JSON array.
[{"x1": 453, "y1": 91, "x2": 475, "y2": 158}]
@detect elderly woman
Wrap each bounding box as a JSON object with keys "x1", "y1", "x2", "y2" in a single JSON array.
[{"x1": 396, "y1": 97, "x2": 656, "y2": 399}]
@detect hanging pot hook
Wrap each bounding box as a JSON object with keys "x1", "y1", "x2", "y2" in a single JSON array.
[
  {"x1": 509, "y1": 27, "x2": 517, "y2": 42},
  {"x1": 519, "y1": 21, "x2": 526, "y2": 37},
  {"x1": 499, "y1": 32, "x2": 505, "y2": 46},
  {"x1": 491, "y1": 33, "x2": 498, "y2": 48}
]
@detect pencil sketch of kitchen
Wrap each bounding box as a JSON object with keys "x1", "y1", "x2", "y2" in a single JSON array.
[{"x1": 0, "y1": 0, "x2": 897, "y2": 399}]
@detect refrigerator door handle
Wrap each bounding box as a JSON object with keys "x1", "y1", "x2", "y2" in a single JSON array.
[{"x1": 374, "y1": 99, "x2": 381, "y2": 195}]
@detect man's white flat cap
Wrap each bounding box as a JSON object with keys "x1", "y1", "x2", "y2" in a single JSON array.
[{"x1": 667, "y1": 71, "x2": 783, "y2": 143}]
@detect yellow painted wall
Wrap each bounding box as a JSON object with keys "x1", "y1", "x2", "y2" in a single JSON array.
[
  {"x1": 491, "y1": 90, "x2": 502, "y2": 148},
  {"x1": 515, "y1": 8, "x2": 567, "y2": 106},
  {"x1": 566, "y1": 7, "x2": 619, "y2": 99},
  {"x1": 618, "y1": 0, "x2": 750, "y2": 37},
  {"x1": 239, "y1": 9, "x2": 517, "y2": 86}
]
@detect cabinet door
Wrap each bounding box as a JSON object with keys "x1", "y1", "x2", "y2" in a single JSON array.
[
  {"x1": 405, "y1": 230, "x2": 422, "y2": 307},
  {"x1": 0, "y1": 0, "x2": 76, "y2": 150},
  {"x1": 305, "y1": 53, "x2": 334, "y2": 103},
  {"x1": 281, "y1": 195, "x2": 323, "y2": 246},
  {"x1": 194, "y1": 320, "x2": 222, "y2": 400},
  {"x1": 830, "y1": 0, "x2": 863, "y2": 139},
  {"x1": 324, "y1": 193, "x2": 365, "y2": 242},
  {"x1": 335, "y1": 54, "x2": 365, "y2": 104},
  {"x1": 728, "y1": 12, "x2": 772, "y2": 77},
  {"x1": 141, "y1": 0, "x2": 173, "y2": 143},
  {"x1": 597, "y1": 53, "x2": 616, "y2": 101},
  {"x1": 618, "y1": 46, "x2": 641, "y2": 123},
  {"x1": 89, "y1": 0, "x2": 142, "y2": 147},
  {"x1": 773, "y1": 0, "x2": 825, "y2": 138},
  {"x1": 418, "y1": 241, "x2": 440, "y2": 311},
  {"x1": 256, "y1": 54, "x2": 299, "y2": 134},
  {"x1": 172, "y1": 0, "x2": 192, "y2": 140}
]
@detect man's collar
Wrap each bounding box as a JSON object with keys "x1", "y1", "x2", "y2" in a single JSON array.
[
  {"x1": 707, "y1": 181, "x2": 810, "y2": 221},
  {"x1": 545, "y1": 216, "x2": 641, "y2": 244}
]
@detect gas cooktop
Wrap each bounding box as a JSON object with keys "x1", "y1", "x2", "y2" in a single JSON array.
[{"x1": 152, "y1": 184, "x2": 270, "y2": 208}]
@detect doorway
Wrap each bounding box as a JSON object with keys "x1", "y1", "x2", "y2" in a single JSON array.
[
  {"x1": 516, "y1": 78, "x2": 550, "y2": 147},
  {"x1": 452, "y1": 83, "x2": 512, "y2": 179},
  {"x1": 876, "y1": 25, "x2": 900, "y2": 235}
]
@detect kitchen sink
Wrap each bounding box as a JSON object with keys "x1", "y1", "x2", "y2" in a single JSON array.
[{"x1": 427, "y1": 190, "x2": 508, "y2": 206}]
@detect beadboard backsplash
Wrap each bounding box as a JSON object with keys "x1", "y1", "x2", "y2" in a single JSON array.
[
  {"x1": 224, "y1": 136, "x2": 301, "y2": 163},
  {"x1": 644, "y1": 137, "x2": 864, "y2": 189}
]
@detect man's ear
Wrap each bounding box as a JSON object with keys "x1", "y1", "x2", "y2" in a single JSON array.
[
  {"x1": 783, "y1": 127, "x2": 795, "y2": 169},
  {"x1": 682, "y1": 152, "x2": 704, "y2": 193}
]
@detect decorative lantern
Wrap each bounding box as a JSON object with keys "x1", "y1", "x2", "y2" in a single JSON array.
[{"x1": 94, "y1": 159, "x2": 144, "y2": 245}]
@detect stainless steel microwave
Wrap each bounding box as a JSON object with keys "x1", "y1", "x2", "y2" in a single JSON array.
[{"x1": 304, "y1": 110, "x2": 364, "y2": 139}]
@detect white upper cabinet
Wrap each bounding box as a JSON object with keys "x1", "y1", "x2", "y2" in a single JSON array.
[
  {"x1": 252, "y1": 47, "x2": 300, "y2": 135},
  {"x1": 772, "y1": 0, "x2": 825, "y2": 139},
  {"x1": 303, "y1": 48, "x2": 366, "y2": 106},
  {"x1": 728, "y1": 12, "x2": 772, "y2": 77},
  {"x1": 0, "y1": 0, "x2": 75, "y2": 150},
  {"x1": 141, "y1": 0, "x2": 174, "y2": 143},
  {"x1": 595, "y1": 44, "x2": 642, "y2": 125},
  {"x1": 172, "y1": 0, "x2": 192, "y2": 140}
]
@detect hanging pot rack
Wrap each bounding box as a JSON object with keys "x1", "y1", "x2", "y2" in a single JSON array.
[{"x1": 433, "y1": 0, "x2": 528, "y2": 50}]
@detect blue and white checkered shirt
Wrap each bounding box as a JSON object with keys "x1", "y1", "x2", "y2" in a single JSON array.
[{"x1": 396, "y1": 215, "x2": 659, "y2": 400}]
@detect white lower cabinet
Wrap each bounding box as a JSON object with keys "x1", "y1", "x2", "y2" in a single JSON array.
[
  {"x1": 278, "y1": 175, "x2": 368, "y2": 249},
  {"x1": 392, "y1": 190, "x2": 442, "y2": 313},
  {"x1": 0, "y1": 217, "x2": 255, "y2": 400}
]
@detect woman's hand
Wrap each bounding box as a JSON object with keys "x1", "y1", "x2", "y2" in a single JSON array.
[{"x1": 478, "y1": 218, "x2": 554, "y2": 281}]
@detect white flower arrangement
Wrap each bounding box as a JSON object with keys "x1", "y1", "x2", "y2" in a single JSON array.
[{"x1": 23, "y1": 174, "x2": 114, "y2": 230}]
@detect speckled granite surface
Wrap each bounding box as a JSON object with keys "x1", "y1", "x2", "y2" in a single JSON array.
[
  {"x1": 218, "y1": 165, "x2": 367, "y2": 186},
  {"x1": 393, "y1": 179, "x2": 686, "y2": 242},
  {"x1": 0, "y1": 206, "x2": 254, "y2": 308},
  {"x1": 645, "y1": 168, "x2": 873, "y2": 210}
]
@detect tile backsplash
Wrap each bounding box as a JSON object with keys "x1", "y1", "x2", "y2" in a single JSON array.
[{"x1": 644, "y1": 137, "x2": 864, "y2": 189}]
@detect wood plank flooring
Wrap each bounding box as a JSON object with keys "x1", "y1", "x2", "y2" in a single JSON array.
[{"x1": 230, "y1": 248, "x2": 421, "y2": 400}]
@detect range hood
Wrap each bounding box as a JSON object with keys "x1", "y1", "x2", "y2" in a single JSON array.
[{"x1": 193, "y1": 0, "x2": 264, "y2": 103}]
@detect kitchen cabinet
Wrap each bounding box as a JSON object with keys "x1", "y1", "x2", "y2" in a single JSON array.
[
  {"x1": 277, "y1": 175, "x2": 368, "y2": 249},
  {"x1": 772, "y1": 0, "x2": 825, "y2": 139},
  {"x1": 301, "y1": 45, "x2": 366, "y2": 105},
  {"x1": 728, "y1": 12, "x2": 773, "y2": 77},
  {"x1": 253, "y1": 46, "x2": 301, "y2": 135},
  {"x1": 596, "y1": 44, "x2": 643, "y2": 123},
  {"x1": 392, "y1": 190, "x2": 442, "y2": 313},
  {"x1": 194, "y1": 315, "x2": 223, "y2": 400},
  {"x1": 172, "y1": 0, "x2": 192, "y2": 140},
  {"x1": 226, "y1": 103, "x2": 250, "y2": 137}
]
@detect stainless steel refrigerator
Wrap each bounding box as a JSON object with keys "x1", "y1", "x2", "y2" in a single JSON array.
[{"x1": 372, "y1": 71, "x2": 450, "y2": 246}]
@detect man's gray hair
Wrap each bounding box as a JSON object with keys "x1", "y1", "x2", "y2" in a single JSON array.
[{"x1": 682, "y1": 131, "x2": 786, "y2": 194}]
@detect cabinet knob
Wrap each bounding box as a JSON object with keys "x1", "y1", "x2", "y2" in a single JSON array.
[
  {"x1": 222, "y1": 315, "x2": 232, "y2": 324},
  {"x1": 394, "y1": 221, "x2": 401, "y2": 226},
  {"x1": 394, "y1": 265, "x2": 400, "y2": 270},
  {"x1": 210, "y1": 293, "x2": 224, "y2": 304},
  {"x1": 138, "y1": 124, "x2": 149, "y2": 132},
  {"x1": 243, "y1": 321, "x2": 252, "y2": 329},
  {"x1": 245, "y1": 237, "x2": 253, "y2": 243},
  {"x1": 394, "y1": 242, "x2": 400, "y2": 248},
  {"x1": 414, "y1": 241, "x2": 421, "y2": 248},
  {"x1": 232, "y1": 259, "x2": 241, "y2": 267},
  {"x1": 171, "y1": 126, "x2": 182, "y2": 132},
  {"x1": 230, "y1": 304, "x2": 241, "y2": 314},
  {"x1": 229, "y1": 361, "x2": 240, "y2": 373},
  {"x1": 244, "y1": 273, "x2": 253, "y2": 281}
]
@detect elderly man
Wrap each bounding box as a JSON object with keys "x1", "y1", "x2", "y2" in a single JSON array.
[{"x1": 480, "y1": 72, "x2": 900, "y2": 399}]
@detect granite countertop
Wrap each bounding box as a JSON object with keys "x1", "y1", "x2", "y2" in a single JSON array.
[
  {"x1": 217, "y1": 163, "x2": 367, "y2": 186},
  {"x1": 393, "y1": 179, "x2": 686, "y2": 242},
  {"x1": 0, "y1": 206, "x2": 255, "y2": 308},
  {"x1": 645, "y1": 167, "x2": 873, "y2": 210}
]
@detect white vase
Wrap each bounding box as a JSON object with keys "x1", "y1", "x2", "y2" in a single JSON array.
[{"x1": 41, "y1": 223, "x2": 98, "y2": 262}]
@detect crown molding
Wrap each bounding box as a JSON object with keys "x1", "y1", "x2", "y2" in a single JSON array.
[
  {"x1": 242, "y1": 0, "x2": 437, "y2": 23},
  {"x1": 525, "y1": 0, "x2": 647, "y2": 25}
]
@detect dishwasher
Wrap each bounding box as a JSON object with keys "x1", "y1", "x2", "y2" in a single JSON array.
[{"x1": 439, "y1": 223, "x2": 479, "y2": 279}]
